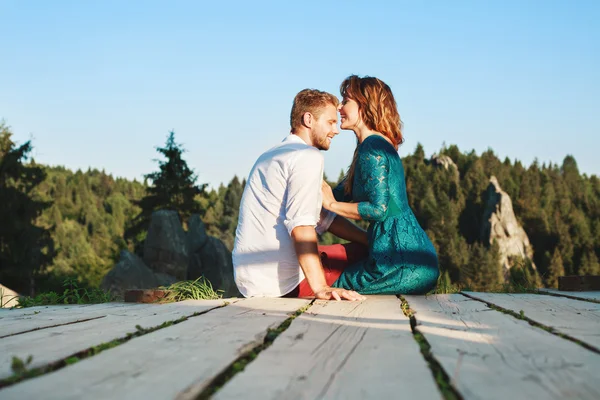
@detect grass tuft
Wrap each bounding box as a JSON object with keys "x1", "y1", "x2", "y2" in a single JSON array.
[{"x1": 160, "y1": 277, "x2": 223, "y2": 302}]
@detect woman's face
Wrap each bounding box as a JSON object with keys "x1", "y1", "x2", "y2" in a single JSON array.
[{"x1": 338, "y1": 97, "x2": 360, "y2": 130}]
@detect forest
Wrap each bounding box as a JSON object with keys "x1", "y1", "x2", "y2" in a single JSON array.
[{"x1": 1, "y1": 120, "x2": 599, "y2": 295}]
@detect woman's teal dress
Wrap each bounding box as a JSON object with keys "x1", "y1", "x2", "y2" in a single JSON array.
[{"x1": 332, "y1": 135, "x2": 439, "y2": 295}]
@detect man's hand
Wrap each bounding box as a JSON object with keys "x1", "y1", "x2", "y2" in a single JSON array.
[
  {"x1": 321, "y1": 180, "x2": 336, "y2": 211},
  {"x1": 314, "y1": 286, "x2": 366, "y2": 301}
]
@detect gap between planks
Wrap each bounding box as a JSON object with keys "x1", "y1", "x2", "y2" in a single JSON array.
[
  {"x1": 0, "y1": 298, "x2": 310, "y2": 400},
  {"x1": 404, "y1": 294, "x2": 600, "y2": 400}
]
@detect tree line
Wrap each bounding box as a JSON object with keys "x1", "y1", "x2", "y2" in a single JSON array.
[{"x1": 1, "y1": 120, "x2": 598, "y2": 295}]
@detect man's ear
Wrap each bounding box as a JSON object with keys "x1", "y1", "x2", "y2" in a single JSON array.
[{"x1": 302, "y1": 112, "x2": 313, "y2": 128}]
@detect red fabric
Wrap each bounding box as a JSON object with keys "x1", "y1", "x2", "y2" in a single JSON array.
[{"x1": 296, "y1": 243, "x2": 368, "y2": 297}]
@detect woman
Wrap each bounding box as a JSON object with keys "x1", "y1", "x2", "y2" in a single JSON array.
[{"x1": 321, "y1": 75, "x2": 439, "y2": 295}]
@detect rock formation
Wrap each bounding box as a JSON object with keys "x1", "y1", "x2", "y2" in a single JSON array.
[
  {"x1": 143, "y1": 210, "x2": 189, "y2": 280},
  {"x1": 101, "y1": 251, "x2": 160, "y2": 296},
  {"x1": 430, "y1": 153, "x2": 459, "y2": 181},
  {"x1": 102, "y1": 210, "x2": 238, "y2": 298},
  {"x1": 430, "y1": 154, "x2": 458, "y2": 172},
  {"x1": 481, "y1": 176, "x2": 536, "y2": 276}
]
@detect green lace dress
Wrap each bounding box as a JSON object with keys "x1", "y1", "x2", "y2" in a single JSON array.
[{"x1": 332, "y1": 135, "x2": 439, "y2": 295}]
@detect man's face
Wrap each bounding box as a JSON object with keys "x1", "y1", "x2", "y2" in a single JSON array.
[{"x1": 310, "y1": 104, "x2": 339, "y2": 151}]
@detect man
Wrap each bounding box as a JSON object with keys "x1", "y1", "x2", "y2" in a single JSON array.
[{"x1": 233, "y1": 89, "x2": 367, "y2": 301}]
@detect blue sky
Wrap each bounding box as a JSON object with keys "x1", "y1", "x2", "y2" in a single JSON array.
[{"x1": 1, "y1": 0, "x2": 598, "y2": 189}]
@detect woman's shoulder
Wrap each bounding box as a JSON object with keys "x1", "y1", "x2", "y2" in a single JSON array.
[{"x1": 359, "y1": 135, "x2": 398, "y2": 158}]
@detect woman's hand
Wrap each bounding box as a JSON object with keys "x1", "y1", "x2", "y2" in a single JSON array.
[{"x1": 321, "y1": 180, "x2": 336, "y2": 211}]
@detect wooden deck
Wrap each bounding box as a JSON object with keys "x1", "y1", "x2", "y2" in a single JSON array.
[{"x1": 1, "y1": 291, "x2": 599, "y2": 399}]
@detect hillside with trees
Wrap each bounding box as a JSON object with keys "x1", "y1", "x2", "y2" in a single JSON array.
[{"x1": 1, "y1": 120, "x2": 598, "y2": 295}]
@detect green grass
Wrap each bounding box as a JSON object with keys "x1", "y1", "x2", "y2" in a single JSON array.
[
  {"x1": 159, "y1": 277, "x2": 223, "y2": 302},
  {"x1": 16, "y1": 278, "x2": 114, "y2": 308}
]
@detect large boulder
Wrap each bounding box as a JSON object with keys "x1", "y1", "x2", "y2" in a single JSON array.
[
  {"x1": 154, "y1": 272, "x2": 178, "y2": 287},
  {"x1": 188, "y1": 215, "x2": 239, "y2": 297},
  {"x1": 143, "y1": 210, "x2": 189, "y2": 280},
  {"x1": 187, "y1": 214, "x2": 209, "y2": 252},
  {"x1": 101, "y1": 250, "x2": 159, "y2": 297},
  {"x1": 481, "y1": 176, "x2": 536, "y2": 276}
]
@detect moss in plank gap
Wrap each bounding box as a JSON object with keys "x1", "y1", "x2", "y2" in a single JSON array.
[
  {"x1": 196, "y1": 301, "x2": 313, "y2": 400},
  {"x1": 535, "y1": 290, "x2": 600, "y2": 305},
  {"x1": 459, "y1": 292, "x2": 600, "y2": 355},
  {"x1": 399, "y1": 296, "x2": 464, "y2": 400},
  {"x1": 0, "y1": 302, "x2": 229, "y2": 389}
]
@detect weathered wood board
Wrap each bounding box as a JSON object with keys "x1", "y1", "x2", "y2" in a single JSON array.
[
  {"x1": 0, "y1": 298, "x2": 310, "y2": 400},
  {"x1": 0, "y1": 299, "x2": 228, "y2": 380},
  {"x1": 0, "y1": 303, "x2": 144, "y2": 338},
  {"x1": 213, "y1": 296, "x2": 441, "y2": 400},
  {"x1": 405, "y1": 294, "x2": 600, "y2": 400},
  {"x1": 539, "y1": 289, "x2": 600, "y2": 302},
  {"x1": 463, "y1": 292, "x2": 600, "y2": 350}
]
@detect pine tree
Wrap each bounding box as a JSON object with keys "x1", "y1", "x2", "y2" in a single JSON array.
[
  {"x1": 220, "y1": 176, "x2": 244, "y2": 250},
  {"x1": 0, "y1": 122, "x2": 55, "y2": 295},
  {"x1": 579, "y1": 250, "x2": 600, "y2": 276},
  {"x1": 125, "y1": 131, "x2": 206, "y2": 243},
  {"x1": 546, "y1": 249, "x2": 565, "y2": 288}
]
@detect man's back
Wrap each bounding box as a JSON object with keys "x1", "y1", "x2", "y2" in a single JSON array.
[{"x1": 233, "y1": 135, "x2": 325, "y2": 297}]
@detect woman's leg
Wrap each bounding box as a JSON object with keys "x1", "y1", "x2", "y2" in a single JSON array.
[{"x1": 296, "y1": 243, "x2": 368, "y2": 297}]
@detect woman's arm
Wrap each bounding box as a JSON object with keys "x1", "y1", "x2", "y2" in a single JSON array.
[
  {"x1": 327, "y1": 215, "x2": 368, "y2": 245},
  {"x1": 322, "y1": 142, "x2": 390, "y2": 222}
]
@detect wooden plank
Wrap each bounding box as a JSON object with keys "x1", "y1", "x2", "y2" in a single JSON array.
[
  {"x1": 559, "y1": 275, "x2": 600, "y2": 291},
  {"x1": 0, "y1": 303, "x2": 150, "y2": 338},
  {"x1": 463, "y1": 292, "x2": 600, "y2": 350},
  {"x1": 0, "y1": 299, "x2": 228, "y2": 380},
  {"x1": 212, "y1": 296, "x2": 441, "y2": 400},
  {"x1": 405, "y1": 294, "x2": 600, "y2": 400},
  {"x1": 0, "y1": 298, "x2": 310, "y2": 400},
  {"x1": 0, "y1": 304, "x2": 94, "y2": 319},
  {"x1": 539, "y1": 289, "x2": 600, "y2": 302}
]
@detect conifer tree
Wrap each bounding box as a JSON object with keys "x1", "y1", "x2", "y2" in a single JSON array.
[
  {"x1": 0, "y1": 122, "x2": 55, "y2": 295},
  {"x1": 579, "y1": 250, "x2": 600, "y2": 276},
  {"x1": 545, "y1": 249, "x2": 565, "y2": 288},
  {"x1": 219, "y1": 176, "x2": 244, "y2": 249},
  {"x1": 126, "y1": 131, "x2": 206, "y2": 242}
]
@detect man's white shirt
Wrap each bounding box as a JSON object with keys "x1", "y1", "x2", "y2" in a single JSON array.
[{"x1": 232, "y1": 135, "x2": 336, "y2": 297}]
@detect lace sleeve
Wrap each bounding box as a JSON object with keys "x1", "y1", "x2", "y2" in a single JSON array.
[{"x1": 356, "y1": 141, "x2": 390, "y2": 221}]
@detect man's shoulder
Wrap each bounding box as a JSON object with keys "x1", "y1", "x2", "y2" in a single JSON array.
[
  {"x1": 260, "y1": 139, "x2": 323, "y2": 166},
  {"x1": 287, "y1": 143, "x2": 323, "y2": 163}
]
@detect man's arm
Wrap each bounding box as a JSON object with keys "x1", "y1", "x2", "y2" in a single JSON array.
[
  {"x1": 327, "y1": 215, "x2": 368, "y2": 246},
  {"x1": 291, "y1": 225, "x2": 364, "y2": 301}
]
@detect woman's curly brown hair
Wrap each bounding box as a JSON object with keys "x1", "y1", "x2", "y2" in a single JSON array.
[{"x1": 341, "y1": 75, "x2": 404, "y2": 195}]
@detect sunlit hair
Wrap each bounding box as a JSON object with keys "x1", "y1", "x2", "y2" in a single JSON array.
[
  {"x1": 290, "y1": 89, "x2": 339, "y2": 133},
  {"x1": 341, "y1": 75, "x2": 404, "y2": 195}
]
